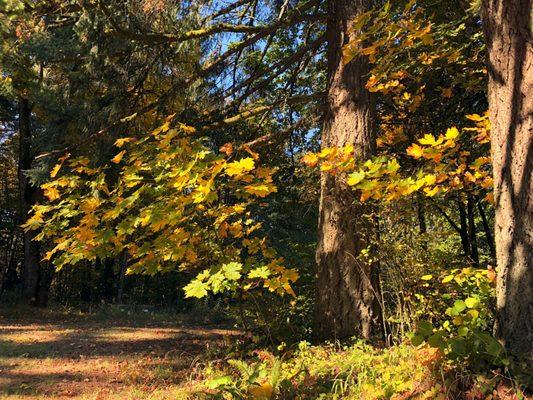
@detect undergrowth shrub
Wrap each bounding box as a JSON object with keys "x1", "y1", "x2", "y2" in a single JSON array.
[
  {"x1": 409, "y1": 266, "x2": 505, "y2": 369},
  {"x1": 195, "y1": 342, "x2": 449, "y2": 399}
]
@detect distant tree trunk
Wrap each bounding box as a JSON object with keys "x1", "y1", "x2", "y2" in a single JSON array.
[
  {"x1": 416, "y1": 193, "x2": 427, "y2": 235},
  {"x1": 0, "y1": 234, "x2": 17, "y2": 297},
  {"x1": 37, "y1": 263, "x2": 53, "y2": 307},
  {"x1": 100, "y1": 258, "x2": 115, "y2": 302},
  {"x1": 457, "y1": 197, "x2": 472, "y2": 260},
  {"x1": 416, "y1": 193, "x2": 428, "y2": 251},
  {"x1": 314, "y1": 0, "x2": 381, "y2": 340},
  {"x1": 116, "y1": 253, "x2": 128, "y2": 303},
  {"x1": 481, "y1": 0, "x2": 532, "y2": 360},
  {"x1": 477, "y1": 200, "x2": 496, "y2": 259},
  {"x1": 17, "y1": 97, "x2": 41, "y2": 306},
  {"x1": 467, "y1": 194, "x2": 479, "y2": 266}
]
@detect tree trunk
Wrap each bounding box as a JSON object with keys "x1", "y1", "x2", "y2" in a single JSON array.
[
  {"x1": 467, "y1": 194, "x2": 479, "y2": 266},
  {"x1": 116, "y1": 252, "x2": 128, "y2": 303},
  {"x1": 477, "y1": 200, "x2": 496, "y2": 259},
  {"x1": 17, "y1": 97, "x2": 42, "y2": 306},
  {"x1": 0, "y1": 235, "x2": 20, "y2": 297},
  {"x1": 314, "y1": 0, "x2": 381, "y2": 340},
  {"x1": 457, "y1": 197, "x2": 472, "y2": 259},
  {"x1": 481, "y1": 0, "x2": 533, "y2": 361},
  {"x1": 416, "y1": 193, "x2": 427, "y2": 235}
]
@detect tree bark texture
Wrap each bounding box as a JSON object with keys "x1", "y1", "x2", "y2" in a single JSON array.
[
  {"x1": 481, "y1": 0, "x2": 532, "y2": 361},
  {"x1": 314, "y1": 0, "x2": 381, "y2": 340}
]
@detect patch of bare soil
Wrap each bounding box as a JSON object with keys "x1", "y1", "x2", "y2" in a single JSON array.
[{"x1": 0, "y1": 310, "x2": 241, "y2": 399}]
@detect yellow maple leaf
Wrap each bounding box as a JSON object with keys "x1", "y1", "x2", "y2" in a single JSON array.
[
  {"x1": 301, "y1": 153, "x2": 319, "y2": 167},
  {"x1": 225, "y1": 157, "x2": 255, "y2": 176},
  {"x1": 466, "y1": 113, "x2": 484, "y2": 122},
  {"x1": 43, "y1": 185, "x2": 60, "y2": 201},
  {"x1": 406, "y1": 143, "x2": 424, "y2": 159},
  {"x1": 424, "y1": 186, "x2": 439, "y2": 197},
  {"x1": 419, "y1": 134, "x2": 437, "y2": 146},
  {"x1": 445, "y1": 127, "x2": 460, "y2": 140},
  {"x1": 111, "y1": 150, "x2": 126, "y2": 164},
  {"x1": 80, "y1": 198, "x2": 101, "y2": 213},
  {"x1": 50, "y1": 163, "x2": 62, "y2": 178},
  {"x1": 76, "y1": 225, "x2": 95, "y2": 242},
  {"x1": 244, "y1": 183, "x2": 277, "y2": 197},
  {"x1": 114, "y1": 137, "x2": 136, "y2": 147}
]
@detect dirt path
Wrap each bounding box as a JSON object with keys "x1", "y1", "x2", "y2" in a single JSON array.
[{"x1": 0, "y1": 309, "x2": 241, "y2": 399}]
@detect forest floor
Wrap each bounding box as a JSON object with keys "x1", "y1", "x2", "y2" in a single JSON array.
[{"x1": 0, "y1": 306, "x2": 241, "y2": 400}]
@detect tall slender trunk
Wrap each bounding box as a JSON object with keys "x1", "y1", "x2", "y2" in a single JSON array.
[
  {"x1": 416, "y1": 193, "x2": 428, "y2": 251},
  {"x1": 467, "y1": 194, "x2": 479, "y2": 266},
  {"x1": 0, "y1": 235, "x2": 19, "y2": 297},
  {"x1": 116, "y1": 252, "x2": 128, "y2": 303},
  {"x1": 416, "y1": 193, "x2": 427, "y2": 235},
  {"x1": 481, "y1": 0, "x2": 532, "y2": 361},
  {"x1": 457, "y1": 197, "x2": 471, "y2": 259},
  {"x1": 17, "y1": 97, "x2": 41, "y2": 305},
  {"x1": 477, "y1": 200, "x2": 496, "y2": 259},
  {"x1": 314, "y1": 0, "x2": 381, "y2": 340}
]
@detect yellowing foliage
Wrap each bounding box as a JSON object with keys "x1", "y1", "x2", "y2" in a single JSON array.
[
  {"x1": 302, "y1": 115, "x2": 492, "y2": 203},
  {"x1": 25, "y1": 120, "x2": 297, "y2": 299}
]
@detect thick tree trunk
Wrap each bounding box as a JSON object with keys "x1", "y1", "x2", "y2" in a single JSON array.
[
  {"x1": 481, "y1": 0, "x2": 533, "y2": 361},
  {"x1": 17, "y1": 97, "x2": 41, "y2": 305},
  {"x1": 314, "y1": 0, "x2": 381, "y2": 340}
]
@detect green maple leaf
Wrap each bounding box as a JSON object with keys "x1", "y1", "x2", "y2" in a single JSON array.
[
  {"x1": 222, "y1": 262, "x2": 242, "y2": 281},
  {"x1": 184, "y1": 279, "x2": 209, "y2": 298}
]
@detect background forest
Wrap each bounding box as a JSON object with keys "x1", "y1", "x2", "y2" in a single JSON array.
[{"x1": 0, "y1": 0, "x2": 531, "y2": 399}]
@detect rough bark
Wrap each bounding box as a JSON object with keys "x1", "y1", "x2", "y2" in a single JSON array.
[
  {"x1": 314, "y1": 0, "x2": 381, "y2": 340},
  {"x1": 481, "y1": 0, "x2": 533, "y2": 361},
  {"x1": 17, "y1": 97, "x2": 42, "y2": 305}
]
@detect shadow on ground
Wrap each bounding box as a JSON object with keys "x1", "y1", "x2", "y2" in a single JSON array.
[{"x1": 0, "y1": 308, "x2": 241, "y2": 399}]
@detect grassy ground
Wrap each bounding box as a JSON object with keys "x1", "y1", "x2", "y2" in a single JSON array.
[
  {"x1": 0, "y1": 306, "x2": 240, "y2": 400},
  {"x1": 0, "y1": 306, "x2": 528, "y2": 399}
]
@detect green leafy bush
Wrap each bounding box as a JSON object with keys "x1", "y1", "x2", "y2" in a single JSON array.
[{"x1": 410, "y1": 267, "x2": 506, "y2": 368}]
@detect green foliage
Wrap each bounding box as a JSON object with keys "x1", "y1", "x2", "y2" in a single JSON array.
[
  {"x1": 409, "y1": 266, "x2": 505, "y2": 368},
  {"x1": 196, "y1": 342, "x2": 453, "y2": 399}
]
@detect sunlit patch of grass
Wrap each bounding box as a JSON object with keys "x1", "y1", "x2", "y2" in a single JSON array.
[
  {"x1": 0, "y1": 308, "x2": 236, "y2": 400},
  {"x1": 94, "y1": 327, "x2": 181, "y2": 342},
  {"x1": 0, "y1": 328, "x2": 66, "y2": 343}
]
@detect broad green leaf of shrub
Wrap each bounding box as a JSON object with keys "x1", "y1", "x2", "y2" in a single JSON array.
[{"x1": 464, "y1": 297, "x2": 480, "y2": 309}]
